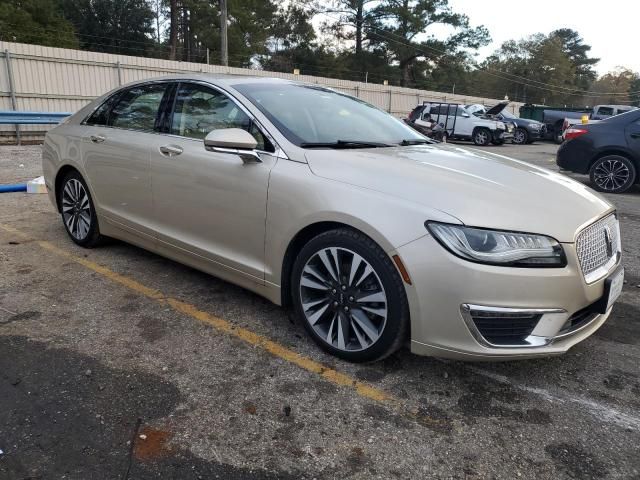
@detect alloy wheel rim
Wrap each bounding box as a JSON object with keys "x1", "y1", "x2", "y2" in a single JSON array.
[
  {"x1": 514, "y1": 130, "x2": 526, "y2": 143},
  {"x1": 476, "y1": 131, "x2": 488, "y2": 144},
  {"x1": 62, "y1": 179, "x2": 92, "y2": 240},
  {"x1": 299, "y1": 247, "x2": 387, "y2": 352},
  {"x1": 593, "y1": 159, "x2": 630, "y2": 191}
]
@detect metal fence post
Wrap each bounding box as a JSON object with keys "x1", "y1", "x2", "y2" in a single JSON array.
[
  {"x1": 4, "y1": 49, "x2": 21, "y2": 145},
  {"x1": 388, "y1": 89, "x2": 392, "y2": 113},
  {"x1": 116, "y1": 61, "x2": 122, "y2": 86},
  {"x1": 355, "y1": 85, "x2": 359, "y2": 98}
]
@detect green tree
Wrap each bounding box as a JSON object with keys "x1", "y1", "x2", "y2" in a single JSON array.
[
  {"x1": 367, "y1": 0, "x2": 490, "y2": 87},
  {"x1": 59, "y1": 0, "x2": 155, "y2": 55},
  {"x1": 549, "y1": 28, "x2": 599, "y2": 90},
  {"x1": 629, "y1": 76, "x2": 640, "y2": 107},
  {"x1": 0, "y1": 0, "x2": 77, "y2": 48},
  {"x1": 474, "y1": 34, "x2": 580, "y2": 105},
  {"x1": 591, "y1": 68, "x2": 638, "y2": 105}
]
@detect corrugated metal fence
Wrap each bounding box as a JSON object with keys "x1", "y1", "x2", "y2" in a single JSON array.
[{"x1": 0, "y1": 41, "x2": 522, "y2": 143}]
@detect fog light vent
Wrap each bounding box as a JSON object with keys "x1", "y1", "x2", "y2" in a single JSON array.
[{"x1": 468, "y1": 309, "x2": 541, "y2": 346}]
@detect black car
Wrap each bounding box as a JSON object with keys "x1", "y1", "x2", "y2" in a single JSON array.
[
  {"x1": 469, "y1": 103, "x2": 545, "y2": 144},
  {"x1": 556, "y1": 109, "x2": 640, "y2": 194},
  {"x1": 497, "y1": 109, "x2": 545, "y2": 144}
]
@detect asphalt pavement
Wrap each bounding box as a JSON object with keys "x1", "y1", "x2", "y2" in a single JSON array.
[{"x1": 1, "y1": 141, "x2": 639, "y2": 480}]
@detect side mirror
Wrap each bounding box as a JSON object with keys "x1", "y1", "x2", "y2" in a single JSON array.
[
  {"x1": 461, "y1": 112, "x2": 470, "y2": 118},
  {"x1": 204, "y1": 128, "x2": 261, "y2": 163}
]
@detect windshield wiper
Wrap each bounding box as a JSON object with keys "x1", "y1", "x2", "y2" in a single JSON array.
[
  {"x1": 399, "y1": 138, "x2": 432, "y2": 146},
  {"x1": 299, "y1": 140, "x2": 393, "y2": 149}
]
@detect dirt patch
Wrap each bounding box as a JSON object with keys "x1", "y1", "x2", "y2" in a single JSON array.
[{"x1": 134, "y1": 426, "x2": 175, "y2": 461}]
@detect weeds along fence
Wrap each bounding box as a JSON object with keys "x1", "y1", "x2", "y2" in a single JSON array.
[{"x1": 0, "y1": 41, "x2": 523, "y2": 144}]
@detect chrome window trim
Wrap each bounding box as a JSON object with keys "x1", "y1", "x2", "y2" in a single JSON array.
[
  {"x1": 460, "y1": 304, "x2": 565, "y2": 349},
  {"x1": 80, "y1": 78, "x2": 289, "y2": 160}
]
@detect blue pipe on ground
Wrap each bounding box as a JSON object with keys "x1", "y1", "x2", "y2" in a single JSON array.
[{"x1": 0, "y1": 184, "x2": 27, "y2": 193}]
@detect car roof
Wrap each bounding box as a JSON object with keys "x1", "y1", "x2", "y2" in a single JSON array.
[{"x1": 123, "y1": 74, "x2": 297, "y2": 88}]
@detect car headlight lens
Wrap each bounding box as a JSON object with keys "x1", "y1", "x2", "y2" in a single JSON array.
[{"x1": 426, "y1": 222, "x2": 566, "y2": 267}]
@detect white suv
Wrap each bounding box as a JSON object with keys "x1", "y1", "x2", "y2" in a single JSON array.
[{"x1": 412, "y1": 102, "x2": 513, "y2": 146}]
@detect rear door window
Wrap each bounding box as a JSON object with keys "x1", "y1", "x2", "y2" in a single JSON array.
[
  {"x1": 85, "y1": 93, "x2": 121, "y2": 126},
  {"x1": 596, "y1": 106, "x2": 614, "y2": 116},
  {"x1": 108, "y1": 84, "x2": 168, "y2": 132}
]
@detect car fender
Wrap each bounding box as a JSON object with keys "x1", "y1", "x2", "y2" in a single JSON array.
[{"x1": 264, "y1": 160, "x2": 461, "y2": 287}]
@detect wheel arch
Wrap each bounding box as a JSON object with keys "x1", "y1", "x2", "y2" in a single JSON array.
[
  {"x1": 279, "y1": 221, "x2": 394, "y2": 308},
  {"x1": 54, "y1": 164, "x2": 82, "y2": 213}
]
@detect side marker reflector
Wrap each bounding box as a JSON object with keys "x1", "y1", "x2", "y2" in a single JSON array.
[{"x1": 392, "y1": 255, "x2": 412, "y2": 285}]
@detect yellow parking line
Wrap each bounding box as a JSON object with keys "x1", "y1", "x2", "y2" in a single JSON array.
[{"x1": 0, "y1": 222, "x2": 392, "y2": 404}]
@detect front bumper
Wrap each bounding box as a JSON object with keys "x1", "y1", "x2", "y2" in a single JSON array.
[
  {"x1": 526, "y1": 126, "x2": 544, "y2": 140},
  {"x1": 396, "y1": 233, "x2": 619, "y2": 360}
]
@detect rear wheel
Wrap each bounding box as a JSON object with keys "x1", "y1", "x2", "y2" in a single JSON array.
[
  {"x1": 589, "y1": 155, "x2": 637, "y2": 194},
  {"x1": 473, "y1": 128, "x2": 491, "y2": 146},
  {"x1": 513, "y1": 128, "x2": 528, "y2": 145},
  {"x1": 554, "y1": 122, "x2": 564, "y2": 144},
  {"x1": 291, "y1": 228, "x2": 409, "y2": 362},
  {"x1": 58, "y1": 171, "x2": 104, "y2": 247}
]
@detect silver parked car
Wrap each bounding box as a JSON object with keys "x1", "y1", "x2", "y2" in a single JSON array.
[{"x1": 43, "y1": 75, "x2": 624, "y2": 362}]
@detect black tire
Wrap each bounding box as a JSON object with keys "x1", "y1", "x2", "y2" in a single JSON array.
[
  {"x1": 554, "y1": 123, "x2": 564, "y2": 144},
  {"x1": 291, "y1": 228, "x2": 410, "y2": 363},
  {"x1": 513, "y1": 128, "x2": 528, "y2": 145},
  {"x1": 491, "y1": 138, "x2": 505, "y2": 146},
  {"x1": 58, "y1": 170, "x2": 104, "y2": 247},
  {"x1": 472, "y1": 128, "x2": 491, "y2": 146},
  {"x1": 589, "y1": 155, "x2": 637, "y2": 194}
]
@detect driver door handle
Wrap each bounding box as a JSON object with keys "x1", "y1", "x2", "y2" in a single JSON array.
[
  {"x1": 159, "y1": 145, "x2": 183, "y2": 157},
  {"x1": 90, "y1": 134, "x2": 106, "y2": 143},
  {"x1": 630, "y1": 132, "x2": 640, "y2": 139}
]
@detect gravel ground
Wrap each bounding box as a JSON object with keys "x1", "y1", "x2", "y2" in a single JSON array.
[{"x1": 0, "y1": 142, "x2": 639, "y2": 480}]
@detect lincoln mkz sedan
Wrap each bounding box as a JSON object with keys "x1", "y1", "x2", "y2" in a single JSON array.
[{"x1": 42, "y1": 75, "x2": 624, "y2": 362}]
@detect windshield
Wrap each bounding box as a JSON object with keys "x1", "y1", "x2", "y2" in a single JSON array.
[
  {"x1": 500, "y1": 110, "x2": 516, "y2": 119},
  {"x1": 233, "y1": 82, "x2": 425, "y2": 147}
]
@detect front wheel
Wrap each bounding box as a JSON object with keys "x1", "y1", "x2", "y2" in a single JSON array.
[
  {"x1": 291, "y1": 229, "x2": 409, "y2": 362},
  {"x1": 58, "y1": 170, "x2": 104, "y2": 247},
  {"x1": 473, "y1": 128, "x2": 491, "y2": 146},
  {"x1": 513, "y1": 128, "x2": 528, "y2": 145},
  {"x1": 589, "y1": 155, "x2": 637, "y2": 194}
]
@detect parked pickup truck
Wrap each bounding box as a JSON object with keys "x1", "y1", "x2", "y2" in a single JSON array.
[
  {"x1": 520, "y1": 104, "x2": 638, "y2": 143},
  {"x1": 561, "y1": 105, "x2": 639, "y2": 140},
  {"x1": 406, "y1": 102, "x2": 513, "y2": 146}
]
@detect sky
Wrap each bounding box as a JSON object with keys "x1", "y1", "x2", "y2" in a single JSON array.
[{"x1": 445, "y1": 0, "x2": 640, "y2": 75}]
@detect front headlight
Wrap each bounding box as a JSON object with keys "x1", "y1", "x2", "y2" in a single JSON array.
[
  {"x1": 426, "y1": 222, "x2": 566, "y2": 267},
  {"x1": 497, "y1": 121, "x2": 505, "y2": 129}
]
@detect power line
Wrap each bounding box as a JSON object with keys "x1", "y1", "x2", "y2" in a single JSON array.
[{"x1": 307, "y1": 3, "x2": 639, "y2": 98}]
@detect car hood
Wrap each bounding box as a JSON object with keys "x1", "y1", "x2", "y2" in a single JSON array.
[
  {"x1": 514, "y1": 117, "x2": 543, "y2": 127},
  {"x1": 305, "y1": 144, "x2": 613, "y2": 242},
  {"x1": 485, "y1": 101, "x2": 509, "y2": 116}
]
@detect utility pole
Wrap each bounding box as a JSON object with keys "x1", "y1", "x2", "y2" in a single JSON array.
[{"x1": 220, "y1": 0, "x2": 228, "y2": 66}]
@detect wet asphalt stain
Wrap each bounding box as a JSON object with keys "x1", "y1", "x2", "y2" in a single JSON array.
[
  {"x1": 594, "y1": 302, "x2": 640, "y2": 345},
  {"x1": 545, "y1": 442, "x2": 609, "y2": 479},
  {"x1": 603, "y1": 370, "x2": 636, "y2": 391},
  {"x1": 0, "y1": 310, "x2": 41, "y2": 325},
  {"x1": 120, "y1": 302, "x2": 142, "y2": 313},
  {"x1": 136, "y1": 317, "x2": 167, "y2": 343},
  {"x1": 0, "y1": 335, "x2": 300, "y2": 479},
  {"x1": 456, "y1": 379, "x2": 552, "y2": 426}
]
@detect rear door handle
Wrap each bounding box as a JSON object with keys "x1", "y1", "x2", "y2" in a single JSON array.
[
  {"x1": 90, "y1": 134, "x2": 106, "y2": 143},
  {"x1": 159, "y1": 145, "x2": 183, "y2": 157},
  {"x1": 630, "y1": 132, "x2": 640, "y2": 139}
]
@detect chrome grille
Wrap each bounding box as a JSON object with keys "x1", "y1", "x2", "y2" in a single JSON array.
[{"x1": 575, "y1": 214, "x2": 620, "y2": 282}]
